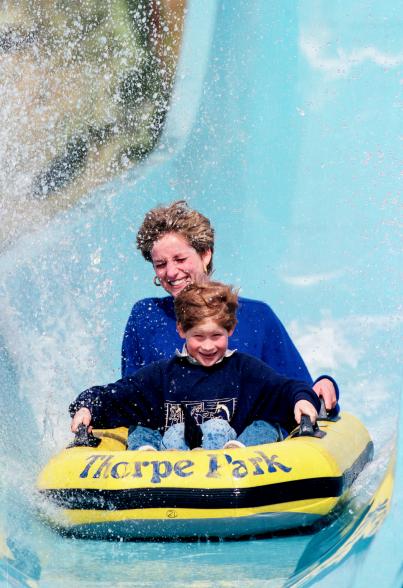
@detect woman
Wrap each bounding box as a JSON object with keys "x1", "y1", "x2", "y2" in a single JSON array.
[{"x1": 121, "y1": 200, "x2": 338, "y2": 412}]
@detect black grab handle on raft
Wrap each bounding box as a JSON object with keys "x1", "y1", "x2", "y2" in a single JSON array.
[
  {"x1": 317, "y1": 397, "x2": 340, "y2": 422},
  {"x1": 299, "y1": 415, "x2": 322, "y2": 437},
  {"x1": 68, "y1": 424, "x2": 101, "y2": 448},
  {"x1": 290, "y1": 398, "x2": 339, "y2": 439},
  {"x1": 318, "y1": 398, "x2": 328, "y2": 419},
  {"x1": 291, "y1": 414, "x2": 326, "y2": 439}
]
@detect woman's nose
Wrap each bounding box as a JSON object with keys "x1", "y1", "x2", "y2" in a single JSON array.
[{"x1": 165, "y1": 260, "x2": 179, "y2": 278}]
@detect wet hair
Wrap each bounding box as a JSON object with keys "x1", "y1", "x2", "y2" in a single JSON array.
[
  {"x1": 136, "y1": 200, "x2": 215, "y2": 274},
  {"x1": 174, "y1": 281, "x2": 238, "y2": 333}
]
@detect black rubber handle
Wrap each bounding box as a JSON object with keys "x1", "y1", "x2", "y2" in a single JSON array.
[
  {"x1": 318, "y1": 398, "x2": 328, "y2": 419},
  {"x1": 68, "y1": 424, "x2": 101, "y2": 448},
  {"x1": 299, "y1": 415, "x2": 316, "y2": 436},
  {"x1": 289, "y1": 413, "x2": 326, "y2": 439}
]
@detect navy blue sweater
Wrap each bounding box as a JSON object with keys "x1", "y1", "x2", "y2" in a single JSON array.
[
  {"x1": 70, "y1": 352, "x2": 321, "y2": 435},
  {"x1": 121, "y1": 296, "x2": 313, "y2": 381}
]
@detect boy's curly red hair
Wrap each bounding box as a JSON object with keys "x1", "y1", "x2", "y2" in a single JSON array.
[{"x1": 174, "y1": 281, "x2": 238, "y2": 332}]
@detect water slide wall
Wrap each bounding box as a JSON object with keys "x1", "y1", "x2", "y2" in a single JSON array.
[{"x1": 1, "y1": 1, "x2": 401, "y2": 586}]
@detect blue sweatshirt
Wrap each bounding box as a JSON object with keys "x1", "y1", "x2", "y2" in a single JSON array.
[
  {"x1": 122, "y1": 296, "x2": 313, "y2": 381},
  {"x1": 70, "y1": 352, "x2": 321, "y2": 435}
]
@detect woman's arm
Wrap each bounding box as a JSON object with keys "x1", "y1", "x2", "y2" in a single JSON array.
[
  {"x1": 245, "y1": 300, "x2": 340, "y2": 414},
  {"x1": 239, "y1": 299, "x2": 313, "y2": 381},
  {"x1": 312, "y1": 375, "x2": 339, "y2": 413},
  {"x1": 121, "y1": 304, "x2": 143, "y2": 377}
]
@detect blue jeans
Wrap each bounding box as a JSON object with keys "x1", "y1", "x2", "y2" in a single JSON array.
[{"x1": 127, "y1": 419, "x2": 281, "y2": 451}]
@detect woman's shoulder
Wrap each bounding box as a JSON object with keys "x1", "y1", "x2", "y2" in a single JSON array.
[
  {"x1": 126, "y1": 296, "x2": 175, "y2": 329},
  {"x1": 129, "y1": 296, "x2": 174, "y2": 314},
  {"x1": 238, "y1": 295, "x2": 271, "y2": 308},
  {"x1": 237, "y1": 296, "x2": 277, "y2": 318}
]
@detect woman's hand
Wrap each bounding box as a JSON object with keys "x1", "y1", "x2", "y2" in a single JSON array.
[
  {"x1": 312, "y1": 378, "x2": 337, "y2": 411},
  {"x1": 71, "y1": 407, "x2": 92, "y2": 433},
  {"x1": 294, "y1": 399, "x2": 318, "y2": 424}
]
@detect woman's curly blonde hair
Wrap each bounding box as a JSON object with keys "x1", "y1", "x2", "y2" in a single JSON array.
[{"x1": 136, "y1": 200, "x2": 215, "y2": 274}]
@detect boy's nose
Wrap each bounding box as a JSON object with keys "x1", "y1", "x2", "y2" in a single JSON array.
[{"x1": 201, "y1": 340, "x2": 215, "y2": 352}]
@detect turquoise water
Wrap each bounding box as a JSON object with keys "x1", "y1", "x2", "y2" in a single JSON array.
[{"x1": 1, "y1": 1, "x2": 401, "y2": 586}]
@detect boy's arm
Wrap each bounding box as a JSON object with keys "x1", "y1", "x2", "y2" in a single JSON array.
[
  {"x1": 69, "y1": 378, "x2": 145, "y2": 430},
  {"x1": 69, "y1": 365, "x2": 163, "y2": 430},
  {"x1": 244, "y1": 358, "x2": 321, "y2": 432},
  {"x1": 294, "y1": 399, "x2": 318, "y2": 424},
  {"x1": 71, "y1": 407, "x2": 92, "y2": 432},
  {"x1": 260, "y1": 377, "x2": 320, "y2": 432}
]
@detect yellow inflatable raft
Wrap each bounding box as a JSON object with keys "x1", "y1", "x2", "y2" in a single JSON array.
[{"x1": 37, "y1": 413, "x2": 373, "y2": 539}]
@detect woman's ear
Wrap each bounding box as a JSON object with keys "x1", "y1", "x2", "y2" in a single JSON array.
[
  {"x1": 201, "y1": 249, "x2": 212, "y2": 273},
  {"x1": 177, "y1": 323, "x2": 186, "y2": 339}
]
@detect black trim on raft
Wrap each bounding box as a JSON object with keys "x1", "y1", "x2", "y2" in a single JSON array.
[
  {"x1": 41, "y1": 441, "x2": 374, "y2": 512},
  {"x1": 343, "y1": 440, "x2": 374, "y2": 487}
]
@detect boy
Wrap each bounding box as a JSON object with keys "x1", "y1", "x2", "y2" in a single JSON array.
[{"x1": 70, "y1": 282, "x2": 321, "y2": 450}]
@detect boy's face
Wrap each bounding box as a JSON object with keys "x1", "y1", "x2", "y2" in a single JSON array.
[{"x1": 177, "y1": 318, "x2": 234, "y2": 367}]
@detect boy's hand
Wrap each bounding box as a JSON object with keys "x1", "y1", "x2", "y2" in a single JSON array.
[
  {"x1": 71, "y1": 407, "x2": 92, "y2": 433},
  {"x1": 294, "y1": 400, "x2": 318, "y2": 425},
  {"x1": 312, "y1": 378, "x2": 337, "y2": 411}
]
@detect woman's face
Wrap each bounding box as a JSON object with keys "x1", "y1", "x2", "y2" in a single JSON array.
[{"x1": 151, "y1": 232, "x2": 212, "y2": 297}]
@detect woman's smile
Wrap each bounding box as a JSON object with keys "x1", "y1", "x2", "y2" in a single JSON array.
[{"x1": 151, "y1": 232, "x2": 211, "y2": 297}]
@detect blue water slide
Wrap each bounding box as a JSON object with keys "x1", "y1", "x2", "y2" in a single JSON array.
[{"x1": 1, "y1": 1, "x2": 401, "y2": 586}]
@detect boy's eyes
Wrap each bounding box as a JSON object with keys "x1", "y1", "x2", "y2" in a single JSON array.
[{"x1": 193, "y1": 334, "x2": 223, "y2": 340}]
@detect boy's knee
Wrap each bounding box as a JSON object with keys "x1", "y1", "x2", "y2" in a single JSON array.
[
  {"x1": 127, "y1": 425, "x2": 163, "y2": 450},
  {"x1": 201, "y1": 418, "x2": 233, "y2": 435},
  {"x1": 161, "y1": 422, "x2": 188, "y2": 450},
  {"x1": 166, "y1": 422, "x2": 185, "y2": 435},
  {"x1": 238, "y1": 420, "x2": 280, "y2": 446},
  {"x1": 201, "y1": 418, "x2": 236, "y2": 450}
]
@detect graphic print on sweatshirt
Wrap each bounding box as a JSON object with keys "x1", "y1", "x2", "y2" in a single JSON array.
[{"x1": 164, "y1": 398, "x2": 237, "y2": 430}]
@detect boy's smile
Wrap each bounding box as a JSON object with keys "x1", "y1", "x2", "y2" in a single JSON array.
[{"x1": 177, "y1": 318, "x2": 234, "y2": 367}]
